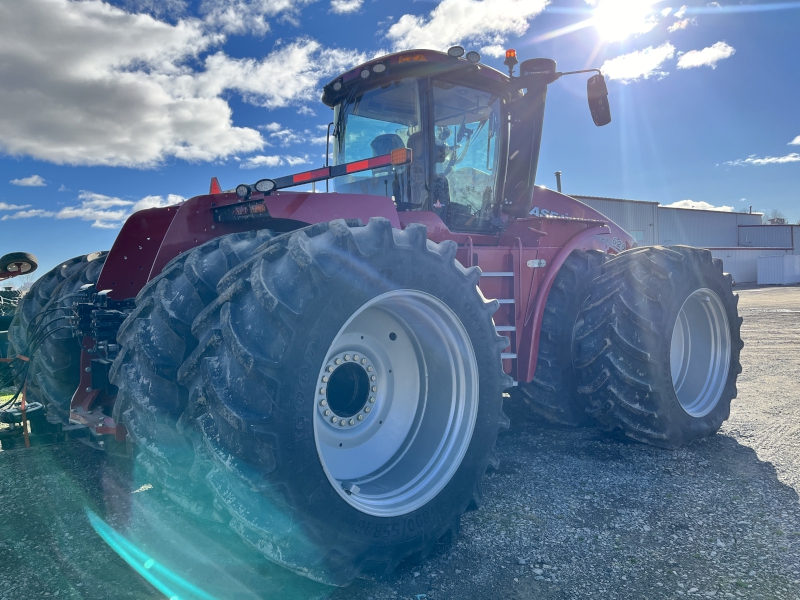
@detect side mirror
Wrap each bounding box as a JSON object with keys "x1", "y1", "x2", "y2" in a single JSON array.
[
  {"x1": 587, "y1": 74, "x2": 611, "y2": 127},
  {"x1": 0, "y1": 252, "x2": 38, "y2": 282}
]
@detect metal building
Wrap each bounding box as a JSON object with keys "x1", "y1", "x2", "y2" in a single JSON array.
[{"x1": 571, "y1": 194, "x2": 795, "y2": 283}]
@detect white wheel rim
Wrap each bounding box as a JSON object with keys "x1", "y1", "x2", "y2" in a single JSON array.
[
  {"x1": 313, "y1": 290, "x2": 479, "y2": 517},
  {"x1": 670, "y1": 288, "x2": 732, "y2": 417}
]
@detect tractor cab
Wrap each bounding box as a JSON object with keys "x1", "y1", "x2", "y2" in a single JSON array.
[{"x1": 322, "y1": 49, "x2": 516, "y2": 233}]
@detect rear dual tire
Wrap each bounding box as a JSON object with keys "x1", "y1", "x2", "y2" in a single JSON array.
[{"x1": 573, "y1": 245, "x2": 743, "y2": 448}]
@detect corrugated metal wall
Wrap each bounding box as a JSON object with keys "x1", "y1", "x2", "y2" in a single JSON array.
[
  {"x1": 738, "y1": 225, "x2": 793, "y2": 248},
  {"x1": 659, "y1": 209, "x2": 760, "y2": 247},
  {"x1": 576, "y1": 196, "x2": 659, "y2": 245},
  {"x1": 710, "y1": 248, "x2": 791, "y2": 284}
]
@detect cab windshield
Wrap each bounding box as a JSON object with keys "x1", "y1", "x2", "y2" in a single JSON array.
[{"x1": 332, "y1": 76, "x2": 505, "y2": 232}]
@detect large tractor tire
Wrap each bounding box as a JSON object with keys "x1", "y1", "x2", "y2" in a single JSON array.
[
  {"x1": 7, "y1": 252, "x2": 107, "y2": 418},
  {"x1": 573, "y1": 246, "x2": 743, "y2": 448},
  {"x1": 512, "y1": 249, "x2": 606, "y2": 425},
  {"x1": 110, "y1": 229, "x2": 276, "y2": 513},
  {"x1": 165, "y1": 218, "x2": 511, "y2": 585}
]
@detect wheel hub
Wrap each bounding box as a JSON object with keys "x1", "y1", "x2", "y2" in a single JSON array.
[{"x1": 317, "y1": 352, "x2": 379, "y2": 430}]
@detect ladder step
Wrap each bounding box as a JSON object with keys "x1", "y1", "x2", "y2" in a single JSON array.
[
  {"x1": 495, "y1": 325, "x2": 516, "y2": 332},
  {"x1": 496, "y1": 299, "x2": 515, "y2": 304},
  {"x1": 501, "y1": 353, "x2": 517, "y2": 360},
  {"x1": 480, "y1": 271, "x2": 514, "y2": 277}
]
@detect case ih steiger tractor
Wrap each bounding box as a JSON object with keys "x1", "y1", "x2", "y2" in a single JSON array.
[{"x1": 3, "y1": 47, "x2": 742, "y2": 585}]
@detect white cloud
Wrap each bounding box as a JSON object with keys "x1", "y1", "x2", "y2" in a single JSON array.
[
  {"x1": 668, "y1": 18, "x2": 691, "y2": 31},
  {"x1": 58, "y1": 184, "x2": 69, "y2": 192},
  {"x1": 0, "y1": 190, "x2": 183, "y2": 228},
  {"x1": 663, "y1": 200, "x2": 734, "y2": 212},
  {"x1": 297, "y1": 106, "x2": 317, "y2": 116},
  {"x1": 661, "y1": 6, "x2": 672, "y2": 16},
  {"x1": 9, "y1": 175, "x2": 47, "y2": 187},
  {"x1": 386, "y1": 0, "x2": 547, "y2": 52},
  {"x1": 601, "y1": 43, "x2": 676, "y2": 83},
  {"x1": 330, "y1": 0, "x2": 363, "y2": 14},
  {"x1": 725, "y1": 153, "x2": 800, "y2": 166},
  {"x1": 677, "y1": 42, "x2": 735, "y2": 69},
  {"x1": 591, "y1": 0, "x2": 660, "y2": 42},
  {"x1": 0, "y1": 202, "x2": 31, "y2": 211},
  {"x1": 674, "y1": 4, "x2": 687, "y2": 17},
  {"x1": 480, "y1": 45, "x2": 506, "y2": 58},
  {"x1": 788, "y1": 136, "x2": 800, "y2": 146},
  {"x1": 240, "y1": 155, "x2": 311, "y2": 169},
  {"x1": 0, "y1": 0, "x2": 361, "y2": 168},
  {"x1": 200, "y1": 0, "x2": 315, "y2": 35},
  {"x1": 261, "y1": 124, "x2": 328, "y2": 146}
]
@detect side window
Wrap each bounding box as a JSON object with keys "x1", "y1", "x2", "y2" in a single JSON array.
[{"x1": 432, "y1": 81, "x2": 502, "y2": 230}]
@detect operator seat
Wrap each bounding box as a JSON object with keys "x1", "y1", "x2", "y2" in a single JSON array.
[{"x1": 370, "y1": 133, "x2": 404, "y2": 157}]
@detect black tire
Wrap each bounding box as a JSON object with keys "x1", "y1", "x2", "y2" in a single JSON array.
[
  {"x1": 511, "y1": 249, "x2": 607, "y2": 425},
  {"x1": 7, "y1": 252, "x2": 107, "y2": 418},
  {"x1": 177, "y1": 218, "x2": 511, "y2": 585},
  {"x1": 110, "y1": 229, "x2": 276, "y2": 513},
  {"x1": 573, "y1": 245, "x2": 743, "y2": 448},
  {"x1": 0, "y1": 251, "x2": 38, "y2": 277}
]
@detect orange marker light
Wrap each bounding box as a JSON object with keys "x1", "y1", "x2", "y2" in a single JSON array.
[{"x1": 506, "y1": 49, "x2": 517, "y2": 59}]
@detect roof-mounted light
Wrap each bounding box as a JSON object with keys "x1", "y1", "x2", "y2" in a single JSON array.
[
  {"x1": 372, "y1": 63, "x2": 387, "y2": 73},
  {"x1": 447, "y1": 46, "x2": 465, "y2": 58},
  {"x1": 360, "y1": 69, "x2": 370, "y2": 79},
  {"x1": 466, "y1": 51, "x2": 481, "y2": 64},
  {"x1": 254, "y1": 178, "x2": 276, "y2": 194},
  {"x1": 332, "y1": 80, "x2": 343, "y2": 91}
]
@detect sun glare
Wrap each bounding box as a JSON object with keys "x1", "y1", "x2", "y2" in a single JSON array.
[{"x1": 592, "y1": 0, "x2": 660, "y2": 41}]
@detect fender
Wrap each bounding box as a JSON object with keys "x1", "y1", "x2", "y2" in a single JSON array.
[
  {"x1": 98, "y1": 191, "x2": 401, "y2": 300},
  {"x1": 516, "y1": 223, "x2": 611, "y2": 383}
]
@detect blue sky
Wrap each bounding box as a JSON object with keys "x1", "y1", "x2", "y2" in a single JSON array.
[{"x1": 1, "y1": 0, "x2": 798, "y2": 278}]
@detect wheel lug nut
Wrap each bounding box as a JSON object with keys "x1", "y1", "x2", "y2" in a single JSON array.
[
  {"x1": 349, "y1": 419, "x2": 354, "y2": 425},
  {"x1": 344, "y1": 354, "x2": 351, "y2": 361},
  {"x1": 327, "y1": 366, "x2": 334, "y2": 372},
  {"x1": 353, "y1": 354, "x2": 359, "y2": 361},
  {"x1": 322, "y1": 376, "x2": 328, "y2": 383},
  {"x1": 335, "y1": 359, "x2": 342, "y2": 365},
  {"x1": 357, "y1": 415, "x2": 364, "y2": 421},
  {"x1": 320, "y1": 388, "x2": 326, "y2": 394},
  {"x1": 331, "y1": 416, "x2": 337, "y2": 423},
  {"x1": 370, "y1": 375, "x2": 376, "y2": 381},
  {"x1": 371, "y1": 386, "x2": 377, "y2": 392},
  {"x1": 367, "y1": 366, "x2": 373, "y2": 372},
  {"x1": 324, "y1": 409, "x2": 331, "y2": 416},
  {"x1": 361, "y1": 358, "x2": 367, "y2": 364},
  {"x1": 320, "y1": 399, "x2": 327, "y2": 406},
  {"x1": 364, "y1": 406, "x2": 371, "y2": 413},
  {"x1": 369, "y1": 397, "x2": 375, "y2": 403},
  {"x1": 340, "y1": 419, "x2": 346, "y2": 426}
]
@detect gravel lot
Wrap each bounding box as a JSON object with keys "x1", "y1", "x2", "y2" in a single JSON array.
[{"x1": 1, "y1": 285, "x2": 798, "y2": 600}]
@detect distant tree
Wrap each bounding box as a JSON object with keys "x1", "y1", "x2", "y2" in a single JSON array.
[{"x1": 762, "y1": 209, "x2": 786, "y2": 224}]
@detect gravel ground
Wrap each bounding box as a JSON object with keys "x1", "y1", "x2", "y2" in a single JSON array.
[{"x1": 1, "y1": 285, "x2": 798, "y2": 599}]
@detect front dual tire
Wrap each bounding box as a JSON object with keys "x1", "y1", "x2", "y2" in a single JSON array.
[{"x1": 114, "y1": 218, "x2": 511, "y2": 585}]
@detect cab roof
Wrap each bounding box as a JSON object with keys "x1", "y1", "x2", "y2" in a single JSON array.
[{"x1": 321, "y1": 49, "x2": 511, "y2": 107}]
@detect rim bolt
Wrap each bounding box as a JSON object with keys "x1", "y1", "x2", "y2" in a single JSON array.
[
  {"x1": 364, "y1": 406, "x2": 371, "y2": 413},
  {"x1": 324, "y1": 409, "x2": 331, "y2": 416},
  {"x1": 331, "y1": 416, "x2": 337, "y2": 423},
  {"x1": 349, "y1": 419, "x2": 354, "y2": 425},
  {"x1": 320, "y1": 388, "x2": 326, "y2": 394},
  {"x1": 327, "y1": 366, "x2": 334, "y2": 372},
  {"x1": 322, "y1": 376, "x2": 328, "y2": 383},
  {"x1": 361, "y1": 358, "x2": 367, "y2": 364},
  {"x1": 340, "y1": 419, "x2": 346, "y2": 426},
  {"x1": 371, "y1": 375, "x2": 376, "y2": 381},
  {"x1": 369, "y1": 397, "x2": 375, "y2": 403},
  {"x1": 320, "y1": 399, "x2": 327, "y2": 406},
  {"x1": 367, "y1": 366, "x2": 373, "y2": 372},
  {"x1": 371, "y1": 386, "x2": 377, "y2": 392},
  {"x1": 353, "y1": 354, "x2": 359, "y2": 361},
  {"x1": 344, "y1": 354, "x2": 351, "y2": 361},
  {"x1": 357, "y1": 415, "x2": 364, "y2": 421},
  {"x1": 335, "y1": 358, "x2": 342, "y2": 365}
]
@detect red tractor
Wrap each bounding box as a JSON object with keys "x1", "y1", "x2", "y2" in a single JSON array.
[{"x1": 4, "y1": 47, "x2": 742, "y2": 585}]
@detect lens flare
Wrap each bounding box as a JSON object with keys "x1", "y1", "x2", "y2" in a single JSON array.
[{"x1": 591, "y1": 0, "x2": 660, "y2": 41}]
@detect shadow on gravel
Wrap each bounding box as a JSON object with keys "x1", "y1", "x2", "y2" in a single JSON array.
[{"x1": 2, "y1": 421, "x2": 799, "y2": 600}]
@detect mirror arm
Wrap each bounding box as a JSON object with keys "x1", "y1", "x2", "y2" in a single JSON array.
[{"x1": 556, "y1": 68, "x2": 602, "y2": 78}]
